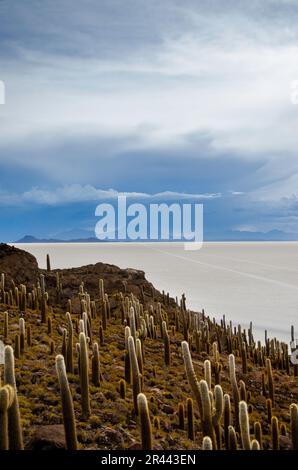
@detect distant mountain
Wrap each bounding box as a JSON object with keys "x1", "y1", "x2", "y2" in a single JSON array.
[
  {"x1": 15, "y1": 235, "x2": 99, "y2": 243},
  {"x1": 205, "y1": 229, "x2": 298, "y2": 241},
  {"x1": 15, "y1": 229, "x2": 298, "y2": 243}
]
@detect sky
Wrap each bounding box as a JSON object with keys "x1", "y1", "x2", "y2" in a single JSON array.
[{"x1": 0, "y1": 0, "x2": 298, "y2": 241}]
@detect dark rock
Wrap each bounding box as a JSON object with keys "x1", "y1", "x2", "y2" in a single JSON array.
[
  {"x1": 27, "y1": 424, "x2": 66, "y2": 450},
  {"x1": 0, "y1": 243, "x2": 39, "y2": 288}
]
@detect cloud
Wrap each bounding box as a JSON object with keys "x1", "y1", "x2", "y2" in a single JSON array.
[{"x1": 0, "y1": 184, "x2": 221, "y2": 206}]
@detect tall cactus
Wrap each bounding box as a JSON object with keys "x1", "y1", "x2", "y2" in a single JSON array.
[
  {"x1": 290, "y1": 403, "x2": 298, "y2": 450},
  {"x1": 79, "y1": 332, "x2": 91, "y2": 418},
  {"x1": 228, "y1": 354, "x2": 240, "y2": 427},
  {"x1": 66, "y1": 312, "x2": 74, "y2": 374},
  {"x1": 181, "y1": 341, "x2": 202, "y2": 418},
  {"x1": 55, "y1": 355, "x2": 78, "y2": 450},
  {"x1": 19, "y1": 318, "x2": 25, "y2": 353},
  {"x1": 162, "y1": 321, "x2": 171, "y2": 366},
  {"x1": 128, "y1": 335, "x2": 141, "y2": 415},
  {"x1": 204, "y1": 360, "x2": 212, "y2": 390},
  {"x1": 239, "y1": 400, "x2": 251, "y2": 450},
  {"x1": 224, "y1": 394, "x2": 231, "y2": 449},
  {"x1": 4, "y1": 345, "x2": 24, "y2": 449},
  {"x1": 0, "y1": 385, "x2": 14, "y2": 450},
  {"x1": 266, "y1": 358, "x2": 275, "y2": 407},
  {"x1": 200, "y1": 379, "x2": 217, "y2": 449},
  {"x1": 186, "y1": 397, "x2": 195, "y2": 440},
  {"x1": 137, "y1": 393, "x2": 153, "y2": 450},
  {"x1": 91, "y1": 342, "x2": 100, "y2": 387}
]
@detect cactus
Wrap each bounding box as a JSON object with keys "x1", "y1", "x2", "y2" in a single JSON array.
[
  {"x1": 239, "y1": 380, "x2": 247, "y2": 402},
  {"x1": 136, "y1": 338, "x2": 144, "y2": 381},
  {"x1": 239, "y1": 401, "x2": 251, "y2": 450},
  {"x1": 290, "y1": 403, "x2": 298, "y2": 450},
  {"x1": 204, "y1": 359, "x2": 212, "y2": 390},
  {"x1": 19, "y1": 318, "x2": 25, "y2": 353},
  {"x1": 55, "y1": 355, "x2": 78, "y2": 449},
  {"x1": 162, "y1": 321, "x2": 171, "y2": 366},
  {"x1": 181, "y1": 341, "x2": 202, "y2": 418},
  {"x1": 128, "y1": 335, "x2": 141, "y2": 415},
  {"x1": 213, "y1": 384, "x2": 223, "y2": 449},
  {"x1": 224, "y1": 393, "x2": 231, "y2": 449},
  {"x1": 228, "y1": 425, "x2": 238, "y2": 450},
  {"x1": 91, "y1": 342, "x2": 100, "y2": 387},
  {"x1": 4, "y1": 346, "x2": 24, "y2": 449},
  {"x1": 202, "y1": 436, "x2": 213, "y2": 450},
  {"x1": 66, "y1": 312, "x2": 74, "y2": 374},
  {"x1": 228, "y1": 354, "x2": 240, "y2": 427},
  {"x1": 62, "y1": 328, "x2": 67, "y2": 360},
  {"x1": 200, "y1": 379, "x2": 217, "y2": 449},
  {"x1": 254, "y1": 421, "x2": 263, "y2": 449},
  {"x1": 266, "y1": 398, "x2": 272, "y2": 423},
  {"x1": 178, "y1": 402, "x2": 185, "y2": 430},
  {"x1": 79, "y1": 332, "x2": 91, "y2": 418},
  {"x1": 119, "y1": 379, "x2": 126, "y2": 399},
  {"x1": 271, "y1": 416, "x2": 280, "y2": 450},
  {"x1": 137, "y1": 393, "x2": 152, "y2": 450},
  {"x1": 46, "y1": 253, "x2": 51, "y2": 271},
  {"x1": 0, "y1": 385, "x2": 14, "y2": 450},
  {"x1": 266, "y1": 358, "x2": 275, "y2": 407},
  {"x1": 251, "y1": 439, "x2": 260, "y2": 450},
  {"x1": 4, "y1": 311, "x2": 8, "y2": 340},
  {"x1": 14, "y1": 334, "x2": 20, "y2": 359},
  {"x1": 186, "y1": 397, "x2": 195, "y2": 440}
]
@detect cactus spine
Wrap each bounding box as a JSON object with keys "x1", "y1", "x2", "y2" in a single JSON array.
[
  {"x1": 137, "y1": 393, "x2": 152, "y2": 450},
  {"x1": 4, "y1": 346, "x2": 24, "y2": 449},
  {"x1": 55, "y1": 355, "x2": 78, "y2": 449}
]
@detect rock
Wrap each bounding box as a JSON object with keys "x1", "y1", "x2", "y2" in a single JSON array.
[
  {"x1": 28, "y1": 425, "x2": 66, "y2": 450},
  {"x1": 95, "y1": 426, "x2": 124, "y2": 449},
  {"x1": 0, "y1": 243, "x2": 39, "y2": 288}
]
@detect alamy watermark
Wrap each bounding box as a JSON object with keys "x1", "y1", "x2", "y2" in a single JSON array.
[
  {"x1": 0, "y1": 80, "x2": 5, "y2": 104},
  {"x1": 94, "y1": 195, "x2": 203, "y2": 250}
]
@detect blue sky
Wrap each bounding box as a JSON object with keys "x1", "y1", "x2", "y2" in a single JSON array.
[{"x1": 1, "y1": 0, "x2": 298, "y2": 241}]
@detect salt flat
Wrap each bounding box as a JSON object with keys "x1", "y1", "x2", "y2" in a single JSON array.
[{"x1": 16, "y1": 242, "x2": 298, "y2": 344}]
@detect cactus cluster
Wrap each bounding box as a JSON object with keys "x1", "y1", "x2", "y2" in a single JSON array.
[{"x1": 0, "y1": 268, "x2": 297, "y2": 452}]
